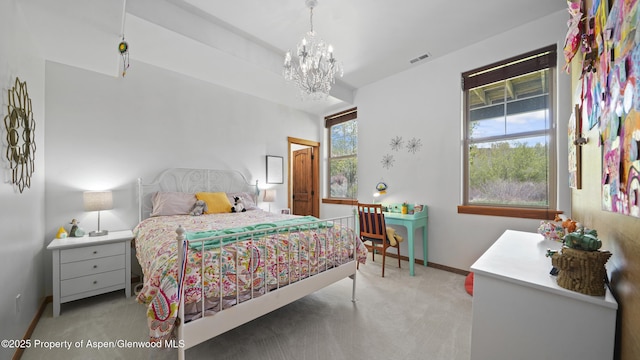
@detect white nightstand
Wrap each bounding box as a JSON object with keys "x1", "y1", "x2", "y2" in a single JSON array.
[{"x1": 47, "y1": 230, "x2": 133, "y2": 317}]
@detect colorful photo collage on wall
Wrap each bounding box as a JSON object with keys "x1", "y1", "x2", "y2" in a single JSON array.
[{"x1": 573, "y1": 0, "x2": 640, "y2": 217}]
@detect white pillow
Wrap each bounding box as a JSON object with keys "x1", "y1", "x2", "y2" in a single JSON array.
[{"x1": 150, "y1": 192, "x2": 197, "y2": 216}]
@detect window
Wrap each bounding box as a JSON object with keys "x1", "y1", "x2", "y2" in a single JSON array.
[
  {"x1": 459, "y1": 45, "x2": 558, "y2": 219},
  {"x1": 325, "y1": 108, "x2": 358, "y2": 202}
]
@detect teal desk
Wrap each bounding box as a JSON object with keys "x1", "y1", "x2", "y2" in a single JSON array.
[{"x1": 383, "y1": 204, "x2": 428, "y2": 276}]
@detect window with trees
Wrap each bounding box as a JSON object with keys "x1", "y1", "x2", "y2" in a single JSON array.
[
  {"x1": 459, "y1": 45, "x2": 558, "y2": 219},
  {"x1": 326, "y1": 108, "x2": 357, "y2": 202}
]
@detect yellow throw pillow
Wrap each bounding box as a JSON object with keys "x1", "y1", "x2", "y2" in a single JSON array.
[{"x1": 195, "y1": 192, "x2": 232, "y2": 214}]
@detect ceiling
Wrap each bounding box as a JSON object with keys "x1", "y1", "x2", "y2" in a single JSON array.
[{"x1": 19, "y1": 0, "x2": 566, "y2": 115}]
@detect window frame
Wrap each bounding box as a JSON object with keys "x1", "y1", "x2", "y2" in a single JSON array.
[
  {"x1": 458, "y1": 45, "x2": 560, "y2": 220},
  {"x1": 323, "y1": 107, "x2": 358, "y2": 205}
]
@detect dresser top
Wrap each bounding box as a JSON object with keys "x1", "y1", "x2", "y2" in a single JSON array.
[
  {"x1": 47, "y1": 229, "x2": 133, "y2": 250},
  {"x1": 471, "y1": 229, "x2": 618, "y2": 310}
]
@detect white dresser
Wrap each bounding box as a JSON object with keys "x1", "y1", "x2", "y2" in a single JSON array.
[
  {"x1": 470, "y1": 230, "x2": 618, "y2": 360},
  {"x1": 47, "y1": 230, "x2": 133, "y2": 316}
]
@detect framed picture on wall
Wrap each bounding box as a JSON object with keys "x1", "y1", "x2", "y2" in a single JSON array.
[
  {"x1": 281, "y1": 208, "x2": 290, "y2": 214},
  {"x1": 266, "y1": 155, "x2": 283, "y2": 184}
]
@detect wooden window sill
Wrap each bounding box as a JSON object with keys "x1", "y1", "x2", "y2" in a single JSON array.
[
  {"x1": 322, "y1": 198, "x2": 358, "y2": 205},
  {"x1": 457, "y1": 205, "x2": 561, "y2": 220}
]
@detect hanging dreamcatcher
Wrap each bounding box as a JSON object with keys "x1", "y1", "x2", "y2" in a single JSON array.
[
  {"x1": 118, "y1": 37, "x2": 129, "y2": 77},
  {"x1": 118, "y1": 0, "x2": 130, "y2": 77}
]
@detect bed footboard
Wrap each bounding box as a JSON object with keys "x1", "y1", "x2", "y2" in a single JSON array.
[{"x1": 175, "y1": 215, "x2": 359, "y2": 359}]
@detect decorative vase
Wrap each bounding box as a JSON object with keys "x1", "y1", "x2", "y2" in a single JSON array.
[{"x1": 401, "y1": 205, "x2": 408, "y2": 214}]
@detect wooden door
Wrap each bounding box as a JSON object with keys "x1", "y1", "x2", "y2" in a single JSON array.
[{"x1": 292, "y1": 148, "x2": 314, "y2": 216}]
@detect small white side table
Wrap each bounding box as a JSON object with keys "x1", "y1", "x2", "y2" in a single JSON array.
[{"x1": 47, "y1": 230, "x2": 133, "y2": 316}]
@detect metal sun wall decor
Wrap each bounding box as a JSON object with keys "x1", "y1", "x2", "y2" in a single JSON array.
[
  {"x1": 4, "y1": 77, "x2": 36, "y2": 193},
  {"x1": 406, "y1": 137, "x2": 423, "y2": 154},
  {"x1": 390, "y1": 136, "x2": 403, "y2": 151},
  {"x1": 381, "y1": 135, "x2": 423, "y2": 169},
  {"x1": 569, "y1": 0, "x2": 640, "y2": 218},
  {"x1": 381, "y1": 154, "x2": 395, "y2": 170}
]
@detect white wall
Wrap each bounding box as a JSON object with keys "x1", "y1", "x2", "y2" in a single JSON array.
[
  {"x1": 0, "y1": 1, "x2": 46, "y2": 358},
  {"x1": 43, "y1": 60, "x2": 322, "y2": 294},
  {"x1": 354, "y1": 10, "x2": 571, "y2": 270}
]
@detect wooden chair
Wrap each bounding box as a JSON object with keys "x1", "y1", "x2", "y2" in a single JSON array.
[{"x1": 357, "y1": 203, "x2": 401, "y2": 277}]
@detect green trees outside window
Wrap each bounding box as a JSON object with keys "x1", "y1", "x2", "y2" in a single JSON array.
[
  {"x1": 329, "y1": 119, "x2": 358, "y2": 198},
  {"x1": 462, "y1": 46, "x2": 557, "y2": 210}
]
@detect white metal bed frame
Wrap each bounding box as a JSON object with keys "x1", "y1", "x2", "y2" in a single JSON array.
[
  {"x1": 137, "y1": 168, "x2": 260, "y2": 223},
  {"x1": 137, "y1": 168, "x2": 358, "y2": 359}
]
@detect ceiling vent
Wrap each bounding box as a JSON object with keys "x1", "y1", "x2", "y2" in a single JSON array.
[{"x1": 409, "y1": 52, "x2": 431, "y2": 64}]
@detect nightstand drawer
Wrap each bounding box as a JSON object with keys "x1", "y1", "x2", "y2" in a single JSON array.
[
  {"x1": 60, "y1": 242, "x2": 124, "y2": 263},
  {"x1": 60, "y1": 254, "x2": 125, "y2": 280},
  {"x1": 61, "y1": 269, "x2": 125, "y2": 297}
]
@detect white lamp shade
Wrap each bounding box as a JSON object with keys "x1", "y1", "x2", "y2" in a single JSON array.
[
  {"x1": 263, "y1": 189, "x2": 276, "y2": 202},
  {"x1": 83, "y1": 191, "x2": 113, "y2": 211}
]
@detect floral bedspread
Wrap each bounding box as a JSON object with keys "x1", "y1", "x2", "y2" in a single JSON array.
[{"x1": 134, "y1": 210, "x2": 366, "y2": 341}]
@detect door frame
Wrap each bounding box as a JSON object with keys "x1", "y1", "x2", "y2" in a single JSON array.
[{"x1": 287, "y1": 136, "x2": 320, "y2": 217}]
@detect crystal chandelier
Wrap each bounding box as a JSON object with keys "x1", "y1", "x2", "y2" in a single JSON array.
[{"x1": 283, "y1": 0, "x2": 343, "y2": 100}]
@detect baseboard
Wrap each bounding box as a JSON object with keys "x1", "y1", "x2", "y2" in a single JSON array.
[
  {"x1": 426, "y1": 261, "x2": 470, "y2": 276},
  {"x1": 12, "y1": 295, "x2": 52, "y2": 360},
  {"x1": 384, "y1": 253, "x2": 470, "y2": 276}
]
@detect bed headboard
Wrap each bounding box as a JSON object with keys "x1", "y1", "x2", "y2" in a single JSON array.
[{"x1": 138, "y1": 168, "x2": 258, "y2": 222}]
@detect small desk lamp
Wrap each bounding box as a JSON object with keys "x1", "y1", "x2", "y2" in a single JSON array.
[
  {"x1": 84, "y1": 190, "x2": 113, "y2": 237},
  {"x1": 373, "y1": 181, "x2": 388, "y2": 203},
  {"x1": 263, "y1": 189, "x2": 276, "y2": 212}
]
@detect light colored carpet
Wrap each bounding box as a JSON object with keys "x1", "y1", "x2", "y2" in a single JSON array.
[{"x1": 22, "y1": 257, "x2": 472, "y2": 360}]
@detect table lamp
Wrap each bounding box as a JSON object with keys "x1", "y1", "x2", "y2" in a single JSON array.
[
  {"x1": 263, "y1": 189, "x2": 276, "y2": 212},
  {"x1": 373, "y1": 181, "x2": 388, "y2": 204},
  {"x1": 84, "y1": 190, "x2": 113, "y2": 236}
]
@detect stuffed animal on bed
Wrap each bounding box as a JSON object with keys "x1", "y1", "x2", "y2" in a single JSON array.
[
  {"x1": 231, "y1": 196, "x2": 246, "y2": 213},
  {"x1": 190, "y1": 200, "x2": 208, "y2": 216}
]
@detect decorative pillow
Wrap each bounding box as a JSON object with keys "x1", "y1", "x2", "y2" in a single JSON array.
[
  {"x1": 226, "y1": 192, "x2": 258, "y2": 210},
  {"x1": 150, "y1": 192, "x2": 196, "y2": 217},
  {"x1": 196, "y1": 192, "x2": 232, "y2": 214}
]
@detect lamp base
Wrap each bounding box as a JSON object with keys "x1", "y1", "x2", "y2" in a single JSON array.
[{"x1": 89, "y1": 230, "x2": 109, "y2": 237}]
